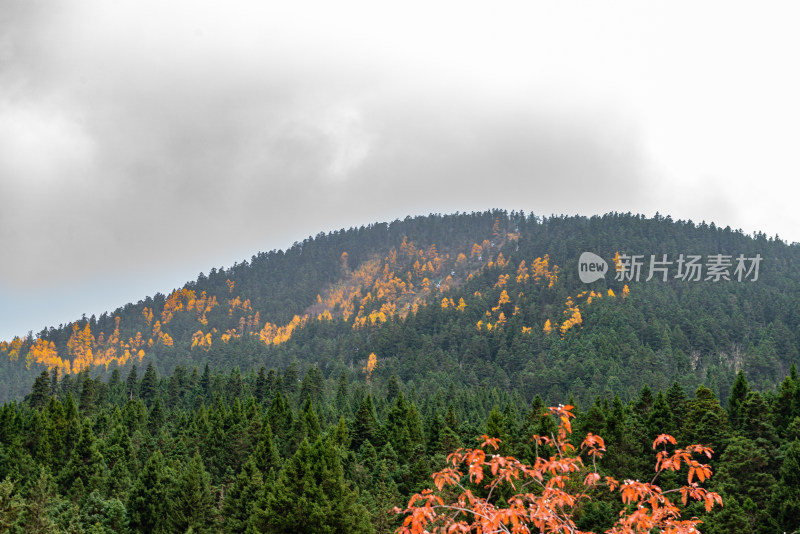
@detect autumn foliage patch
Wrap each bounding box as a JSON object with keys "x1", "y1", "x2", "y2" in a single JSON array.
[{"x1": 395, "y1": 405, "x2": 722, "y2": 534}]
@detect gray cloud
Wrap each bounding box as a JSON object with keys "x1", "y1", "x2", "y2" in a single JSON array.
[
  {"x1": 1, "y1": 8, "x2": 652, "y2": 287},
  {"x1": 10, "y1": 0, "x2": 775, "y2": 339}
]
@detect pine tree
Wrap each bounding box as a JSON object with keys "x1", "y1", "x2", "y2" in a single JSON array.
[
  {"x1": 386, "y1": 374, "x2": 401, "y2": 401},
  {"x1": 444, "y1": 403, "x2": 459, "y2": 432},
  {"x1": 25, "y1": 410, "x2": 48, "y2": 466},
  {"x1": 486, "y1": 406, "x2": 510, "y2": 455},
  {"x1": 351, "y1": 394, "x2": 378, "y2": 451},
  {"x1": 49, "y1": 368, "x2": 59, "y2": 397},
  {"x1": 385, "y1": 392, "x2": 412, "y2": 457},
  {"x1": 251, "y1": 420, "x2": 281, "y2": 476},
  {"x1": 335, "y1": 372, "x2": 350, "y2": 414},
  {"x1": 80, "y1": 490, "x2": 127, "y2": 533},
  {"x1": 683, "y1": 386, "x2": 730, "y2": 452},
  {"x1": 250, "y1": 437, "x2": 372, "y2": 533},
  {"x1": 148, "y1": 397, "x2": 165, "y2": 435},
  {"x1": 30, "y1": 370, "x2": 51, "y2": 409},
  {"x1": 647, "y1": 390, "x2": 675, "y2": 439},
  {"x1": 254, "y1": 366, "x2": 268, "y2": 403},
  {"x1": 20, "y1": 467, "x2": 59, "y2": 534},
  {"x1": 406, "y1": 403, "x2": 425, "y2": 453},
  {"x1": 203, "y1": 401, "x2": 229, "y2": 481},
  {"x1": 282, "y1": 362, "x2": 299, "y2": 397},
  {"x1": 773, "y1": 373, "x2": 797, "y2": 437},
  {"x1": 125, "y1": 365, "x2": 138, "y2": 399},
  {"x1": 425, "y1": 413, "x2": 442, "y2": 454},
  {"x1": 299, "y1": 366, "x2": 324, "y2": 407},
  {"x1": 78, "y1": 375, "x2": 96, "y2": 415},
  {"x1": 266, "y1": 369, "x2": 281, "y2": 397},
  {"x1": 601, "y1": 394, "x2": 631, "y2": 478},
  {"x1": 107, "y1": 368, "x2": 124, "y2": 405},
  {"x1": 226, "y1": 367, "x2": 244, "y2": 402},
  {"x1": 126, "y1": 450, "x2": 171, "y2": 533},
  {"x1": 773, "y1": 439, "x2": 800, "y2": 531},
  {"x1": 666, "y1": 381, "x2": 688, "y2": 426},
  {"x1": 167, "y1": 453, "x2": 215, "y2": 534},
  {"x1": 371, "y1": 459, "x2": 402, "y2": 534},
  {"x1": 200, "y1": 363, "x2": 211, "y2": 400},
  {"x1": 59, "y1": 425, "x2": 105, "y2": 496},
  {"x1": 140, "y1": 362, "x2": 158, "y2": 407},
  {"x1": 222, "y1": 459, "x2": 264, "y2": 533},
  {"x1": 633, "y1": 384, "x2": 654, "y2": 419},
  {"x1": 333, "y1": 416, "x2": 350, "y2": 449},
  {"x1": 295, "y1": 395, "x2": 321, "y2": 446},
  {"x1": 727, "y1": 370, "x2": 750, "y2": 430},
  {"x1": 0, "y1": 478, "x2": 25, "y2": 531},
  {"x1": 739, "y1": 391, "x2": 779, "y2": 448},
  {"x1": 578, "y1": 396, "x2": 605, "y2": 440},
  {"x1": 266, "y1": 391, "x2": 293, "y2": 456},
  {"x1": 712, "y1": 434, "x2": 777, "y2": 532}
]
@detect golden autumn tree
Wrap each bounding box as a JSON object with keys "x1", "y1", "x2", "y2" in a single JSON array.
[
  {"x1": 495, "y1": 312, "x2": 507, "y2": 327},
  {"x1": 395, "y1": 405, "x2": 721, "y2": 534},
  {"x1": 363, "y1": 352, "x2": 377, "y2": 382},
  {"x1": 67, "y1": 323, "x2": 96, "y2": 373},
  {"x1": 497, "y1": 290, "x2": 511, "y2": 306},
  {"x1": 516, "y1": 260, "x2": 528, "y2": 284},
  {"x1": 160, "y1": 333, "x2": 174, "y2": 347},
  {"x1": 0, "y1": 337, "x2": 25, "y2": 361},
  {"x1": 26, "y1": 338, "x2": 62, "y2": 371},
  {"x1": 191, "y1": 330, "x2": 213, "y2": 350}
]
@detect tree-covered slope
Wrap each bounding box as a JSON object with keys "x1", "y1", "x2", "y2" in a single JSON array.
[
  {"x1": 4, "y1": 210, "x2": 800, "y2": 532},
  {"x1": 2, "y1": 352, "x2": 800, "y2": 532},
  {"x1": 2, "y1": 210, "x2": 799, "y2": 405}
]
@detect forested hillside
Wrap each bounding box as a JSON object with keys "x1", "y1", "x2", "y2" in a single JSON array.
[
  {"x1": 2, "y1": 210, "x2": 799, "y2": 406},
  {"x1": 3, "y1": 210, "x2": 800, "y2": 532},
  {"x1": 1, "y1": 359, "x2": 799, "y2": 531}
]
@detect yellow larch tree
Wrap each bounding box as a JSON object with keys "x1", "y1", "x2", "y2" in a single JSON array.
[
  {"x1": 516, "y1": 260, "x2": 529, "y2": 283},
  {"x1": 363, "y1": 352, "x2": 377, "y2": 382}
]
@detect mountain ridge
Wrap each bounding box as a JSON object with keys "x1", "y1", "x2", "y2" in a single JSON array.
[{"x1": 2, "y1": 210, "x2": 798, "y2": 404}]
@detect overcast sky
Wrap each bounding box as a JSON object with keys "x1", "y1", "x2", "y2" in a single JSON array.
[{"x1": 2, "y1": 1, "x2": 799, "y2": 340}]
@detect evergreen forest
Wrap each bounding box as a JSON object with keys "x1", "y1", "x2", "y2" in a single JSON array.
[{"x1": 1, "y1": 210, "x2": 800, "y2": 532}]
